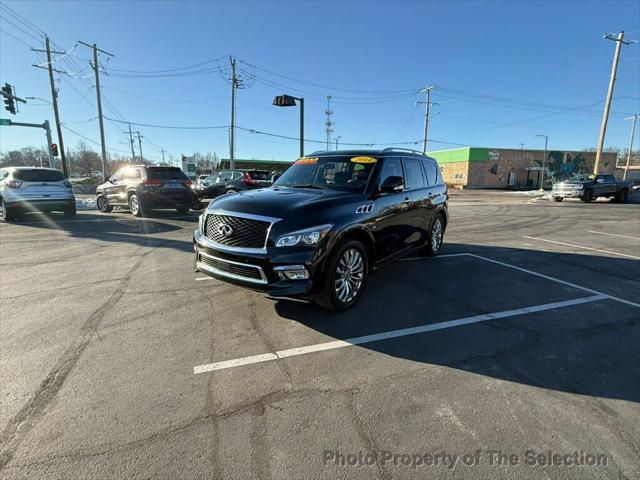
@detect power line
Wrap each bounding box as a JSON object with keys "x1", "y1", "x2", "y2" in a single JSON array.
[
  {"x1": 103, "y1": 116, "x2": 228, "y2": 130},
  {"x1": 0, "y1": 27, "x2": 34, "y2": 48}
]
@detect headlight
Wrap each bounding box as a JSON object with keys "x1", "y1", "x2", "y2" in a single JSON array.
[{"x1": 275, "y1": 224, "x2": 333, "y2": 247}]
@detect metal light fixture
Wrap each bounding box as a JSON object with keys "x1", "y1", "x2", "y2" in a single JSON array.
[{"x1": 273, "y1": 94, "x2": 304, "y2": 157}]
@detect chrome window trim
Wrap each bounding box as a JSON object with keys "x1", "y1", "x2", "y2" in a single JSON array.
[{"x1": 197, "y1": 251, "x2": 267, "y2": 285}]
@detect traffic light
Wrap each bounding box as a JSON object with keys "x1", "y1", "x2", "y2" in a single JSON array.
[
  {"x1": 51, "y1": 143, "x2": 59, "y2": 157},
  {"x1": 2, "y1": 83, "x2": 16, "y2": 115}
]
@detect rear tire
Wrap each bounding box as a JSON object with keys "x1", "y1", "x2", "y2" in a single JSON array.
[
  {"x1": 63, "y1": 204, "x2": 76, "y2": 217},
  {"x1": 96, "y1": 194, "x2": 112, "y2": 213},
  {"x1": 581, "y1": 190, "x2": 593, "y2": 203},
  {"x1": 615, "y1": 189, "x2": 629, "y2": 203},
  {"x1": 0, "y1": 199, "x2": 17, "y2": 221},
  {"x1": 314, "y1": 239, "x2": 368, "y2": 312},
  {"x1": 421, "y1": 214, "x2": 445, "y2": 256},
  {"x1": 553, "y1": 196, "x2": 564, "y2": 202},
  {"x1": 129, "y1": 194, "x2": 145, "y2": 217}
]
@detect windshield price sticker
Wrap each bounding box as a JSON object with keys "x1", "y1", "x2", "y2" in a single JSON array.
[
  {"x1": 295, "y1": 157, "x2": 319, "y2": 165},
  {"x1": 351, "y1": 156, "x2": 377, "y2": 164}
]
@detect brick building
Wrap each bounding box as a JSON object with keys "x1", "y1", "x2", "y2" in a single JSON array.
[{"x1": 428, "y1": 147, "x2": 618, "y2": 189}]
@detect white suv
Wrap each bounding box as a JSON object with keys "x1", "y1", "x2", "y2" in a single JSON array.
[{"x1": 0, "y1": 167, "x2": 76, "y2": 221}]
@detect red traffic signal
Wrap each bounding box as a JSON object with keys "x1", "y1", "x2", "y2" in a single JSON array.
[{"x1": 51, "y1": 143, "x2": 59, "y2": 157}]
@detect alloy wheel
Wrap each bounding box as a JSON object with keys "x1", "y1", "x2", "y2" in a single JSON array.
[
  {"x1": 431, "y1": 217, "x2": 443, "y2": 252},
  {"x1": 334, "y1": 248, "x2": 365, "y2": 304},
  {"x1": 130, "y1": 196, "x2": 139, "y2": 215}
]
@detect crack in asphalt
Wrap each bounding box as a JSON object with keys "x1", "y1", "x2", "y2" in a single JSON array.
[{"x1": 0, "y1": 240, "x2": 163, "y2": 472}]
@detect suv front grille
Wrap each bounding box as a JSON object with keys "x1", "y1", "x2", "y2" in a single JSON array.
[{"x1": 204, "y1": 214, "x2": 271, "y2": 249}]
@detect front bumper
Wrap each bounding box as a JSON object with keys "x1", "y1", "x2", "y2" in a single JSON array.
[
  {"x1": 193, "y1": 229, "x2": 317, "y2": 298},
  {"x1": 552, "y1": 189, "x2": 583, "y2": 198}
]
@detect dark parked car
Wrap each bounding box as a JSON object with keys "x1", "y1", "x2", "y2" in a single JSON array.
[
  {"x1": 193, "y1": 149, "x2": 448, "y2": 311},
  {"x1": 552, "y1": 174, "x2": 633, "y2": 203},
  {"x1": 96, "y1": 165, "x2": 194, "y2": 217},
  {"x1": 192, "y1": 169, "x2": 272, "y2": 202}
]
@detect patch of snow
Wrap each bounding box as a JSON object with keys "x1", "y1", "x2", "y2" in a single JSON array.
[{"x1": 76, "y1": 198, "x2": 96, "y2": 210}]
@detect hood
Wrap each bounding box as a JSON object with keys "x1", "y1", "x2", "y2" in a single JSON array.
[{"x1": 205, "y1": 186, "x2": 365, "y2": 218}]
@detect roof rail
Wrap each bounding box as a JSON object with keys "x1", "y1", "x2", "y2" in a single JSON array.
[{"x1": 382, "y1": 147, "x2": 425, "y2": 155}]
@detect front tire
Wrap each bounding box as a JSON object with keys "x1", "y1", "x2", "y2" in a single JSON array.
[
  {"x1": 581, "y1": 190, "x2": 593, "y2": 203},
  {"x1": 129, "y1": 194, "x2": 145, "y2": 217},
  {"x1": 314, "y1": 239, "x2": 368, "y2": 311},
  {"x1": 176, "y1": 205, "x2": 190, "y2": 215},
  {"x1": 96, "y1": 194, "x2": 112, "y2": 213},
  {"x1": 553, "y1": 196, "x2": 564, "y2": 202}
]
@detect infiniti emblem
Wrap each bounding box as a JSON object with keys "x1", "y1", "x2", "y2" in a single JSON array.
[{"x1": 218, "y1": 223, "x2": 234, "y2": 237}]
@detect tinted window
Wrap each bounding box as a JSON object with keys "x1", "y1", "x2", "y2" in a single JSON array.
[
  {"x1": 13, "y1": 169, "x2": 65, "y2": 182},
  {"x1": 110, "y1": 170, "x2": 124, "y2": 182},
  {"x1": 603, "y1": 175, "x2": 616, "y2": 183},
  {"x1": 403, "y1": 158, "x2": 426, "y2": 189},
  {"x1": 147, "y1": 167, "x2": 188, "y2": 179},
  {"x1": 247, "y1": 171, "x2": 271, "y2": 180},
  {"x1": 422, "y1": 159, "x2": 438, "y2": 185},
  {"x1": 377, "y1": 157, "x2": 403, "y2": 187},
  {"x1": 123, "y1": 168, "x2": 141, "y2": 180}
]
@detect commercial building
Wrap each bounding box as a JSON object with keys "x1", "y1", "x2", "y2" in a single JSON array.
[
  {"x1": 428, "y1": 147, "x2": 618, "y2": 189},
  {"x1": 217, "y1": 158, "x2": 292, "y2": 173}
]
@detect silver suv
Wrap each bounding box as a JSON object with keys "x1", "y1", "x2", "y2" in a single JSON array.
[{"x1": 0, "y1": 167, "x2": 76, "y2": 221}]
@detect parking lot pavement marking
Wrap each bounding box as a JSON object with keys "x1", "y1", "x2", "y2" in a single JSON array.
[
  {"x1": 468, "y1": 253, "x2": 640, "y2": 309},
  {"x1": 587, "y1": 231, "x2": 640, "y2": 241},
  {"x1": 522, "y1": 236, "x2": 640, "y2": 260},
  {"x1": 193, "y1": 294, "x2": 607, "y2": 374},
  {"x1": 399, "y1": 253, "x2": 471, "y2": 261},
  {"x1": 195, "y1": 276, "x2": 214, "y2": 281}
]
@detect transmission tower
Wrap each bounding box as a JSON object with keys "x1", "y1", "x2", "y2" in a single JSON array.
[{"x1": 325, "y1": 95, "x2": 333, "y2": 150}]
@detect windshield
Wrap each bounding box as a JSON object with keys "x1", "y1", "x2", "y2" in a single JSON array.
[
  {"x1": 274, "y1": 155, "x2": 377, "y2": 192},
  {"x1": 567, "y1": 174, "x2": 595, "y2": 182}
]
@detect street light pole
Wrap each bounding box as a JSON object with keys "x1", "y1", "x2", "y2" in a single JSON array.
[
  {"x1": 535, "y1": 134, "x2": 548, "y2": 191},
  {"x1": 273, "y1": 94, "x2": 305, "y2": 157}
]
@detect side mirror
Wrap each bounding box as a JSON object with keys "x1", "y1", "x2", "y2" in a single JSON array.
[{"x1": 379, "y1": 176, "x2": 404, "y2": 194}]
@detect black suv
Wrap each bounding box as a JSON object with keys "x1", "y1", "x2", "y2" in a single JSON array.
[
  {"x1": 193, "y1": 149, "x2": 448, "y2": 311},
  {"x1": 192, "y1": 169, "x2": 272, "y2": 202},
  {"x1": 96, "y1": 165, "x2": 194, "y2": 217}
]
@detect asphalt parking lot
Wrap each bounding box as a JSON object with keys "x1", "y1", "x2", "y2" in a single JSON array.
[{"x1": 1, "y1": 190, "x2": 639, "y2": 479}]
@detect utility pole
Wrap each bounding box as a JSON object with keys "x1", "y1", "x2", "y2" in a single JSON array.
[
  {"x1": 325, "y1": 95, "x2": 333, "y2": 150},
  {"x1": 31, "y1": 37, "x2": 68, "y2": 176},
  {"x1": 128, "y1": 124, "x2": 136, "y2": 162},
  {"x1": 134, "y1": 131, "x2": 143, "y2": 163},
  {"x1": 417, "y1": 85, "x2": 436, "y2": 154},
  {"x1": 623, "y1": 114, "x2": 638, "y2": 180},
  {"x1": 79, "y1": 40, "x2": 112, "y2": 182},
  {"x1": 594, "y1": 32, "x2": 632, "y2": 174},
  {"x1": 535, "y1": 134, "x2": 548, "y2": 191},
  {"x1": 335, "y1": 136, "x2": 341, "y2": 150}
]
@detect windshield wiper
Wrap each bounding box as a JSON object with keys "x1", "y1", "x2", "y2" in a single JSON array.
[{"x1": 289, "y1": 184, "x2": 324, "y2": 189}]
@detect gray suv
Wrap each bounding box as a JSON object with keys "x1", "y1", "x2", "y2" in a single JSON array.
[{"x1": 0, "y1": 167, "x2": 76, "y2": 221}]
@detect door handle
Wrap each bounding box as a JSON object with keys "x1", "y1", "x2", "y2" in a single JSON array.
[{"x1": 403, "y1": 197, "x2": 411, "y2": 205}]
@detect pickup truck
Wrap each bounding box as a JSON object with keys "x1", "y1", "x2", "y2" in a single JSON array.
[{"x1": 551, "y1": 174, "x2": 633, "y2": 203}]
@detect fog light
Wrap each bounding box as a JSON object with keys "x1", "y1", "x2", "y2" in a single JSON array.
[{"x1": 274, "y1": 265, "x2": 309, "y2": 280}]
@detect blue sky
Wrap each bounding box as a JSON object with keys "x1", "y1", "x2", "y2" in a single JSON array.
[{"x1": 1, "y1": 0, "x2": 639, "y2": 163}]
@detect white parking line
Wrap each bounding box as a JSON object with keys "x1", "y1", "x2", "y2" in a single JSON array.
[
  {"x1": 588, "y1": 231, "x2": 640, "y2": 241},
  {"x1": 523, "y1": 236, "x2": 640, "y2": 260},
  {"x1": 195, "y1": 276, "x2": 214, "y2": 281},
  {"x1": 193, "y1": 294, "x2": 607, "y2": 373}
]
